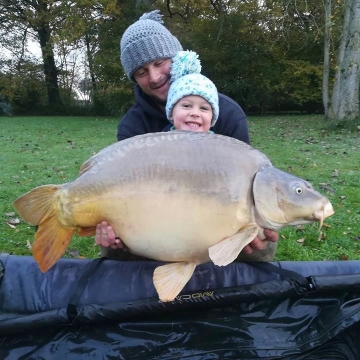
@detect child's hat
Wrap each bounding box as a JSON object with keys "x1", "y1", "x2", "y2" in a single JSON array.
[
  {"x1": 166, "y1": 51, "x2": 219, "y2": 126},
  {"x1": 120, "y1": 10, "x2": 183, "y2": 82}
]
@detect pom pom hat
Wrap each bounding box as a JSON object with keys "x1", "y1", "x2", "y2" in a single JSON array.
[
  {"x1": 120, "y1": 10, "x2": 183, "y2": 81},
  {"x1": 166, "y1": 51, "x2": 219, "y2": 127}
]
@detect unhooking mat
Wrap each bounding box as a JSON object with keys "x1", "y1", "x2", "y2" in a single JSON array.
[{"x1": 0, "y1": 254, "x2": 360, "y2": 359}]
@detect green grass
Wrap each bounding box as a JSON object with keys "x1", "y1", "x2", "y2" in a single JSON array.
[{"x1": 1, "y1": 115, "x2": 360, "y2": 261}]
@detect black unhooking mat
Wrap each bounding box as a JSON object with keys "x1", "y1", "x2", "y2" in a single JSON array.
[{"x1": 0, "y1": 253, "x2": 360, "y2": 359}]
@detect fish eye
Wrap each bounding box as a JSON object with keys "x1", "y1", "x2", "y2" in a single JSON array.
[{"x1": 295, "y1": 187, "x2": 303, "y2": 194}]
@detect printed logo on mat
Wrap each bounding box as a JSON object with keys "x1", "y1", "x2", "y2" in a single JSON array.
[{"x1": 159, "y1": 291, "x2": 215, "y2": 303}]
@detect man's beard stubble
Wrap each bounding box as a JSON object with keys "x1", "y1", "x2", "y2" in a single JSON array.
[{"x1": 149, "y1": 75, "x2": 170, "y2": 110}]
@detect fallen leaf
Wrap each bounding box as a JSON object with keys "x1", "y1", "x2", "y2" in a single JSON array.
[
  {"x1": 6, "y1": 222, "x2": 16, "y2": 229},
  {"x1": 339, "y1": 195, "x2": 346, "y2": 200},
  {"x1": 5, "y1": 212, "x2": 15, "y2": 217},
  {"x1": 322, "y1": 223, "x2": 332, "y2": 228},
  {"x1": 340, "y1": 255, "x2": 349, "y2": 260},
  {"x1": 26, "y1": 239, "x2": 32, "y2": 250},
  {"x1": 320, "y1": 185, "x2": 335, "y2": 193},
  {"x1": 331, "y1": 169, "x2": 339, "y2": 177},
  {"x1": 7, "y1": 218, "x2": 21, "y2": 225},
  {"x1": 68, "y1": 249, "x2": 80, "y2": 258},
  {"x1": 297, "y1": 238, "x2": 305, "y2": 244}
]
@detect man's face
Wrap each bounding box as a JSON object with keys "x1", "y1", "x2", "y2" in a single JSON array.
[{"x1": 133, "y1": 59, "x2": 172, "y2": 105}]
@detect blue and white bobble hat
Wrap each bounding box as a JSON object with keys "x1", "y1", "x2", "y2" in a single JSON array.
[
  {"x1": 165, "y1": 50, "x2": 219, "y2": 127},
  {"x1": 120, "y1": 10, "x2": 183, "y2": 82}
]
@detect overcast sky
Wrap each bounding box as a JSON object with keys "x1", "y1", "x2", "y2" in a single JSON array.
[{"x1": 28, "y1": 40, "x2": 41, "y2": 58}]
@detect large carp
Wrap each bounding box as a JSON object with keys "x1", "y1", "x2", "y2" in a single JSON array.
[{"x1": 13, "y1": 131, "x2": 334, "y2": 302}]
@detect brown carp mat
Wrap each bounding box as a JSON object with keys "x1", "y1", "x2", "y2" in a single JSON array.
[{"x1": 0, "y1": 254, "x2": 360, "y2": 359}]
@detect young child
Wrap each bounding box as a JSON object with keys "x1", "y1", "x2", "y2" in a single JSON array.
[{"x1": 163, "y1": 50, "x2": 219, "y2": 133}]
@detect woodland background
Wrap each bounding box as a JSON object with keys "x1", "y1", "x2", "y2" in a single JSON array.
[{"x1": 0, "y1": 0, "x2": 360, "y2": 121}]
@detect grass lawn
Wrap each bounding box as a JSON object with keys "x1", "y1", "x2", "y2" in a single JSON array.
[{"x1": 1, "y1": 115, "x2": 360, "y2": 262}]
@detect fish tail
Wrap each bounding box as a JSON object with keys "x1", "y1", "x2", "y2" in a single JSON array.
[
  {"x1": 33, "y1": 216, "x2": 76, "y2": 272},
  {"x1": 13, "y1": 185, "x2": 61, "y2": 226},
  {"x1": 13, "y1": 185, "x2": 76, "y2": 272}
]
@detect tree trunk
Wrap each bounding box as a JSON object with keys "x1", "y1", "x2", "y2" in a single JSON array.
[
  {"x1": 84, "y1": 33, "x2": 97, "y2": 92},
  {"x1": 322, "y1": 0, "x2": 331, "y2": 118},
  {"x1": 329, "y1": 0, "x2": 360, "y2": 121},
  {"x1": 38, "y1": 23, "x2": 62, "y2": 106}
]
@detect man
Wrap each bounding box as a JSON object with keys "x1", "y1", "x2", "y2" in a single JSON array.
[
  {"x1": 117, "y1": 10, "x2": 250, "y2": 143},
  {"x1": 96, "y1": 10, "x2": 278, "y2": 261}
]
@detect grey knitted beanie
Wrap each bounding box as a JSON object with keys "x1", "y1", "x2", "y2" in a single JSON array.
[{"x1": 120, "y1": 10, "x2": 183, "y2": 81}]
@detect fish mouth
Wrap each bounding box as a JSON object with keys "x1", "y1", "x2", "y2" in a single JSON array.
[{"x1": 312, "y1": 201, "x2": 334, "y2": 230}]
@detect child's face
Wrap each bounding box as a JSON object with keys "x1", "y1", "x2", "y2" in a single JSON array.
[{"x1": 171, "y1": 95, "x2": 213, "y2": 132}]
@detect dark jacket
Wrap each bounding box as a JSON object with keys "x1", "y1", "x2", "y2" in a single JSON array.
[{"x1": 117, "y1": 85, "x2": 250, "y2": 144}]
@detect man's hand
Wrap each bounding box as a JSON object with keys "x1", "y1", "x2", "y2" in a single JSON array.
[
  {"x1": 240, "y1": 229, "x2": 279, "y2": 255},
  {"x1": 95, "y1": 221, "x2": 124, "y2": 249}
]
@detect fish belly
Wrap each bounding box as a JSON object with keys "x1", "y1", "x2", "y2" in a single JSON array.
[{"x1": 107, "y1": 192, "x2": 250, "y2": 264}]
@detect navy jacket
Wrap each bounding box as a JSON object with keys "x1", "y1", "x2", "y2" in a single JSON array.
[{"x1": 117, "y1": 85, "x2": 250, "y2": 144}]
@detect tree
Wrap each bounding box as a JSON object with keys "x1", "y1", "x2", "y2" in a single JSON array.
[
  {"x1": 0, "y1": 0, "x2": 63, "y2": 106},
  {"x1": 93, "y1": 1, "x2": 149, "y2": 115},
  {"x1": 328, "y1": 0, "x2": 360, "y2": 121},
  {"x1": 0, "y1": 59, "x2": 47, "y2": 114},
  {"x1": 0, "y1": 94, "x2": 13, "y2": 116},
  {"x1": 322, "y1": 0, "x2": 331, "y2": 118},
  {"x1": 57, "y1": 0, "x2": 121, "y2": 107},
  {"x1": 165, "y1": 0, "x2": 324, "y2": 114}
]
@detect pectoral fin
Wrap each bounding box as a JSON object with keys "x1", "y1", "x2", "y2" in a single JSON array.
[
  {"x1": 209, "y1": 225, "x2": 259, "y2": 266},
  {"x1": 153, "y1": 262, "x2": 197, "y2": 302}
]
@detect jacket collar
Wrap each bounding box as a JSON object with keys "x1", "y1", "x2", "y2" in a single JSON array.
[{"x1": 134, "y1": 85, "x2": 167, "y2": 120}]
